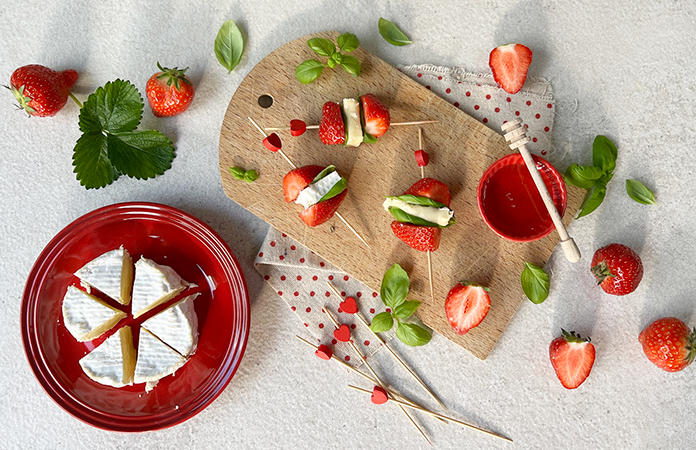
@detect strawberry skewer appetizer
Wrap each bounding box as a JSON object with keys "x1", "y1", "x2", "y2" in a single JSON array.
[
  {"x1": 264, "y1": 93, "x2": 437, "y2": 147},
  {"x1": 248, "y1": 117, "x2": 371, "y2": 249}
]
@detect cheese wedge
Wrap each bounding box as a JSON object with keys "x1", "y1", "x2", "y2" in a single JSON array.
[
  {"x1": 134, "y1": 328, "x2": 187, "y2": 390},
  {"x1": 131, "y1": 257, "x2": 192, "y2": 318},
  {"x1": 79, "y1": 326, "x2": 136, "y2": 387},
  {"x1": 141, "y1": 293, "x2": 199, "y2": 357},
  {"x1": 62, "y1": 285, "x2": 127, "y2": 342},
  {"x1": 75, "y1": 246, "x2": 134, "y2": 305}
]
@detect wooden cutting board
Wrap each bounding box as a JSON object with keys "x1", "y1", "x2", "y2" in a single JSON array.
[{"x1": 219, "y1": 31, "x2": 583, "y2": 359}]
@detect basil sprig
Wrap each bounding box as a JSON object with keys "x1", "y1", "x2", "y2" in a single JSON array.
[
  {"x1": 370, "y1": 264, "x2": 431, "y2": 347},
  {"x1": 626, "y1": 179, "x2": 657, "y2": 205},
  {"x1": 296, "y1": 33, "x2": 362, "y2": 84},
  {"x1": 521, "y1": 262, "x2": 550, "y2": 304},
  {"x1": 378, "y1": 18, "x2": 413, "y2": 46},
  {"x1": 564, "y1": 135, "x2": 618, "y2": 218}
]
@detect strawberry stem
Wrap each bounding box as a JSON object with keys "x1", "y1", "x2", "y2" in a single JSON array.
[{"x1": 69, "y1": 92, "x2": 82, "y2": 108}]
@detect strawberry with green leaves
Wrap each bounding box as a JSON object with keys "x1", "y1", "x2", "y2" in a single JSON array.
[
  {"x1": 549, "y1": 330, "x2": 595, "y2": 389},
  {"x1": 639, "y1": 317, "x2": 695, "y2": 372},
  {"x1": 591, "y1": 243, "x2": 643, "y2": 295},
  {"x1": 146, "y1": 63, "x2": 195, "y2": 117},
  {"x1": 7, "y1": 64, "x2": 78, "y2": 117}
]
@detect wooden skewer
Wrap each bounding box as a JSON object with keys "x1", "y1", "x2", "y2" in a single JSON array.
[
  {"x1": 501, "y1": 118, "x2": 581, "y2": 263},
  {"x1": 322, "y1": 308, "x2": 433, "y2": 446},
  {"x1": 347, "y1": 385, "x2": 513, "y2": 443},
  {"x1": 248, "y1": 116, "x2": 371, "y2": 250},
  {"x1": 264, "y1": 120, "x2": 439, "y2": 132},
  {"x1": 326, "y1": 282, "x2": 446, "y2": 410},
  {"x1": 418, "y1": 128, "x2": 436, "y2": 307}
]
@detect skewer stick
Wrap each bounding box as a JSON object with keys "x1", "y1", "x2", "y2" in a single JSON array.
[
  {"x1": 501, "y1": 118, "x2": 581, "y2": 263},
  {"x1": 323, "y1": 308, "x2": 433, "y2": 446},
  {"x1": 264, "y1": 120, "x2": 439, "y2": 132},
  {"x1": 418, "y1": 128, "x2": 435, "y2": 307},
  {"x1": 327, "y1": 282, "x2": 446, "y2": 410},
  {"x1": 249, "y1": 116, "x2": 371, "y2": 250},
  {"x1": 348, "y1": 385, "x2": 513, "y2": 443}
]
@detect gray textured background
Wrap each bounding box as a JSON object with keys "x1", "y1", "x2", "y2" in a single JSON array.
[{"x1": 2, "y1": 1, "x2": 695, "y2": 448}]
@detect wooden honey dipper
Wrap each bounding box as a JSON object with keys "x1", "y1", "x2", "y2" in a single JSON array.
[{"x1": 501, "y1": 118, "x2": 581, "y2": 263}]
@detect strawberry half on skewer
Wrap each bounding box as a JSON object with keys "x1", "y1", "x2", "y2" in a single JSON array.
[
  {"x1": 282, "y1": 164, "x2": 348, "y2": 227},
  {"x1": 383, "y1": 178, "x2": 455, "y2": 251},
  {"x1": 318, "y1": 93, "x2": 391, "y2": 146}
]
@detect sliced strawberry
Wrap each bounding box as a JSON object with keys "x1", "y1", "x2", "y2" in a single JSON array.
[
  {"x1": 549, "y1": 330, "x2": 595, "y2": 389},
  {"x1": 281, "y1": 165, "x2": 324, "y2": 202},
  {"x1": 390, "y1": 221, "x2": 441, "y2": 252},
  {"x1": 319, "y1": 101, "x2": 346, "y2": 145},
  {"x1": 403, "y1": 178, "x2": 451, "y2": 207},
  {"x1": 444, "y1": 282, "x2": 490, "y2": 335},
  {"x1": 360, "y1": 94, "x2": 390, "y2": 138},
  {"x1": 489, "y1": 43, "x2": 533, "y2": 94},
  {"x1": 299, "y1": 189, "x2": 348, "y2": 227}
]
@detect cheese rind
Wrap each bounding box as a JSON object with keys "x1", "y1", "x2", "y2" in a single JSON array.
[
  {"x1": 141, "y1": 293, "x2": 199, "y2": 357},
  {"x1": 131, "y1": 257, "x2": 192, "y2": 318},
  {"x1": 134, "y1": 328, "x2": 187, "y2": 388},
  {"x1": 75, "y1": 246, "x2": 133, "y2": 305},
  {"x1": 295, "y1": 171, "x2": 342, "y2": 210},
  {"x1": 383, "y1": 198, "x2": 454, "y2": 227},
  {"x1": 342, "y1": 97, "x2": 363, "y2": 147},
  {"x1": 79, "y1": 326, "x2": 135, "y2": 387},
  {"x1": 62, "y1": 285, "x2": 126, "y2": 342}
]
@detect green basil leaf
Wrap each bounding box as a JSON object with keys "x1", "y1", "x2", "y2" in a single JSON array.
[
  {"x1": 564, "y1": 164, "x2": 604, "y2": 189},
  {"x1": 393, "y1": 300, "x2": 421, "y2": 319},
  {"x1": 307, "y1": 38, "x2": 336, "y2": 57},
  {"x1": 521, "y1": 262, "x2": 550, "y2": 304},
  {"x1": 229, "y1": 166, "x2": 245, "y2": 180},
  {"x1": 244, "y1": 169, "x2": 259, "y2": 182},
  {"x1": 386, "y1": 194, "x2": 448, "y2": 209},
  {"x1": 72, "y1": 132, "x2": 121, "y2": 189},
  {"x1": 378, "y1": 18, "x2": 413, "y2": 46},
  {"x1": 79, "y1": 79, "x2": 142, "y2": 134},
  {"x1": 592, "y1": 135, "x2": 618, "y2": 173},
  {"x1": 362, "y1": 132, "x2": 378, "y2": 143},
  {"x1": 369, "y1": 312, "x2": 394, "y2": 333},
  {"x1": 295, "y1": 59, "x2": 325, "y2": 84},
  {"x1": 626, "y1": 179, "x2": 657, "y2": 205},
  {"x1": 312, "y1": 165, "x2": 336, "y2": 183},
  {"x1": 389, "y1": 207, "x2": 457, "y2": 228},
  {"x1": 576, "y1": 181, "x2": 607, "y2": 218},
  {"x1": 380, "y1": 263, "x2": 409, "y2": 309},
  {"x1": 214, "y1": 20, "x2": 245, "y2": 74},
  {"x1": 396, "y1": 322, "x2": 431, "y2": 347},
  {"x1": 106, "y1": 130, "x2": 175, "y2": 180},
  {"x1": 317, "y1": 177, "x2": 347, "y2": 203},
  {"x1": 337, "y1": 33, "x2": 360, "y2": 52},
  {"x1": 339, "y1": 54, "x2": 361, "y2": 77}
]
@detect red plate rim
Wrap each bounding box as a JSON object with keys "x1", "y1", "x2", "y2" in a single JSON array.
[{"x1": 20, "y1": 202, "x2": 250, "y2": 432}]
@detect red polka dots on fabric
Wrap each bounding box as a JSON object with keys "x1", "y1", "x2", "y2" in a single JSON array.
[
  {"x1": 437, "y1": 76, "x2": 443, "y2": 80},
  {"x1": 526, "y1": 100, "x2": 532, "y2": 106},
  {"x1": 294, "y1": 292, "x2": 300, "y2": 297},
  {"x1": 279, "y1": 255, "x2": 284, "y2": 260},
  {"x1": 426, "y1": 85, "x2": 431, "y2": 90},
  {"x1": 306, "y1": 307, "x2": 311, "y2": 313},
  {"x1": 290, "y1": 245, "x2": 296, "y2": 250},
  {"x1": 312, "y1": 275, "x2": 318, "y2": 281},
  {"x1": 297, "y1": 275, "x2": 302, "y2": 281},
  {"x1": 445, "y1": 88, "x2": 451, "y2": 94},
  {"x1": 372, "y1": 292, "x2": 378, "y2": 298},
  {"x1": 506, "y1": 97, "x2": 511, "y2": 102},
  {"x1": 310, "y1": 291, "x2": 315, "y2": 297},
  {"x1": 291, "y1": 306, "x2": 296, "y2": 311},
  {"x1": 364, "y1": 340, "x2": 370, "y2": 346},
  {"x1": 299, "y1": 258, "x2": 305, "y2": 263},
  {"x1": 258, "y1": 252, "x2": 263, "y2": 257},
  {"x1": 453, "y1": 102, "x2": 460, "y2": 107},
  {"x1": 356, "y1": 292, "x2": 362, "y2": 297},
  {"x1": 320, "y1": 262, "x2": 325, "y2": 267},
  {"x1": 325, "y1": 291, "x2": 331, "y2": 297},
  {"x1": 319, "y1": 323, "x2": 324, "y2": 329},
  {"x1": 544, "y1": 126, "x2": 550, "y2": 132},
  {"x1": 417, "y1": 73, "x2": 422, "y2": 77},
  {"x1": 264, "y1": 275, "x2": 270, "y2": 280},
  {"x1": 370, "y1": 308, "x2": 375, "y2": 314},
  {"x1": 547, "y1": 103, "x2": 552, "y2": 108},
  {"x1": 280, "y1": 275, "x2": 286, "y2": 281},
  {"x1": 270, "y1": 241, "x2": 276, "y2": 247},
  {"x1": 474, "y1": 105, "x2": 480, "y2": 110},
  {"x1": 344, "y1": 355, "x2": 350, "y2": 362},
  {"x1": 495, "y1": 107, "x2": 500, "y2": 113},
  {"x1": 277, "y1": 291, "x2": 283, "y2": 296},
  {"x1": 535, "y1": 113, "x2": 541, "y2": 119},
  {"x1": 343, "y1": 275, "x2": 349, "y2": 281},
  {"x1": 486, "y1": 94, "x2": 491, "y2": 100},
  {"x1": 466, "y1": 91, "x2": 471, "y2": 97},
  {"x1": 328, "y1": 275, "x2": 334, "y2": 281}
]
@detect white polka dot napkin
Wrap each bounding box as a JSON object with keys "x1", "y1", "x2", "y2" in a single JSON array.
[{"x1": 254, "y1": 64, "x2": 557, "y2": 364}]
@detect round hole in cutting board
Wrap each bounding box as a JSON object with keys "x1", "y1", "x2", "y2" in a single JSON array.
[{"x1": 258, "y1": 94, "x2": 274, "y2": 108}]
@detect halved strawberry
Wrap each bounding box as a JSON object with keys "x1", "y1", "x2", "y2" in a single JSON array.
[
  {"x1": 299, "y1": 189, "x2": 348, "y2": 227},
  {"x1": 489, "y1": 43, "x2": 533, "y2": 94},
  {"x1": 390, "y1": 221, "x2": 441, "y2": 252},
  {"x1": 319, "y1": 101, "x2": 346, "y2": 145},
  {"x1": 282, "y1": 165, "x2": 324, "y2": 202},
  {"x1": 360, "y1": 94, "x2": 390, "y2": 138},
  {"x1": 444, "y1": 282, "x2": 490, "y2": 335},
  {"x1": 549, "y1": 330, "x2": 595, "y2": 389},
  {"x1": 403, "y1": 178, "x2": 451, "y2": 207}
]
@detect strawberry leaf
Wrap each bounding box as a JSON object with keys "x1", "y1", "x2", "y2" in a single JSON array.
[
  {"x1": 369, "y1": 312, "x2": 394, "y2": 333},
  {"x1": 393, "y1": 300, "x2": 421, "y2": 319},
  {"x1": 215, "y1": 20, "x2": 245, "y2": 74},
  {"x1": 396, "y1": 322, "x2": 431, "y2": 347},
  {"x1": 72, "y1": 133, "x2": 121, "y2": 189},
  {"x1": 626, "y1": 179, "x2": 657, "y2": 205},
  {"x1": 79, "y1": 79, "x2": 142, "y2": 134},
  {"x1": 521, "y1": 262, "x2": 550, "y2": 304},
  {"x1": 106, "y1": 131, "x2": 174, "y2": 180},
  {"x1": 380, "y1": 263, "x2": 409, "y2": 310}
]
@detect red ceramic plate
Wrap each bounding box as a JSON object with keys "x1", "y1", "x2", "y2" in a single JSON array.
[{"x1": 21, "y1": 202, "x2": 250, "y2": 432}]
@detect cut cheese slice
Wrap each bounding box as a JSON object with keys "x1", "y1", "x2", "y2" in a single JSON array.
[
  {"x1": 134, "y1": 328, "x2": 187, "y2": 390},
  {"x1": 141, "y1": 293, "x2": 199, "y2": 357},
  {"x1": 62, "y1": 285, "x2": 127, "y2": 342},
  {"x1": 342, "y1": 97, "x2": 363, "y2": 147},
  {"x1": 75, "y1": 245, "x2": 134, "y2": 305},
  {"x1": 79, "y1": 326, "x2": 136, "y2": 388},
  {"x1": 131, "y1": 257, "x2": 192, "y2": 318}
]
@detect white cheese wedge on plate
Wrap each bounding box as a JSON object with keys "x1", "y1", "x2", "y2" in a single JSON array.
[
  {"x1": 382, "y1": 198, "x2": 454, "y2": 227},
  {"x1": 295, "y1": 170, "x2": 342, "y2": 210},
  {"x1": 342, "y1": 97, "x2": 363, "y2": 147},
  {"x1": 131, "y1": 257, "x2": 192, "y2": 318},
  {"x1": 62, "y1": 285, "x2": 127, "y2": 342},
  {"x1": 79, "y1": 326, "x2": 136, "y2": 387},
  {"x1": 134, "y1": 328, "x2": 187, "y2": 390},
  {"x1": 141, "y1": 293, "x2": 199, "y2": 357},
  {"x1": 75, "y1": 245, "x2": 134, "y2": 305}
]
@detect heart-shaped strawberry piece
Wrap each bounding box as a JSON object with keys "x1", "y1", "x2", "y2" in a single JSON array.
[
  {"x1": 263, "y1": 133, "x2": 282, "y2": 152},
  {"x1": 333, "y1": 324, "x2": 351, "y2": 342},
  {"x1": 290, "y1": 119, "x2": 307, "y2": 136},
  {"x1": 315, "y1": 344, "x2": 333, "y2": 360},
  {"x1": 415, "y1": 149, "x2": 429, "y2": 167},
  {"x1": 339, "y1": 297, "x2": 358, "y2": 314},
  {"x1": 371, "y1": 386, "x2": 389, "y2": 405}
]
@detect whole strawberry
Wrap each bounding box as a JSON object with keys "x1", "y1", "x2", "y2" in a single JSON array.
[
  {"x1": 591, "y1": 243, "x2": 643, "y2": 295},
  {"x1": 7, "y1": 64, "x2": 78, "y2": 117},
  {"x1": 639, "y1": 317, "x2": 695, "y2": 372},
  {"x1": 146, "y1": 63, "x2": 194, "y2": 117},
  {"x1": 549, "y1": 329, "x2": 595, "y2": 389}
]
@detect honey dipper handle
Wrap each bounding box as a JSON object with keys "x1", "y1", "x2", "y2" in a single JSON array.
[{"x1": 502, "y1": 119, "x2": 581, "y2": 263}]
